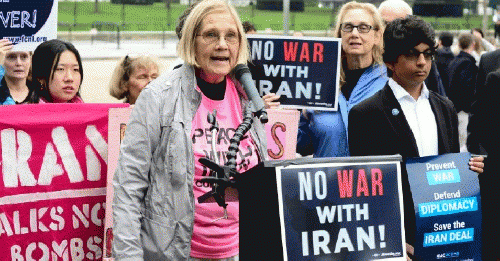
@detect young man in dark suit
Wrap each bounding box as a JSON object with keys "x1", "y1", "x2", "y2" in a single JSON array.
[{"x1": 348, "y1": 15, "x2": 484, "y2": 260}]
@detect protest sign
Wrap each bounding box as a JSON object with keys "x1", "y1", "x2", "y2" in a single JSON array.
[
  {"x1": 265, "y1": 109, "x2": 300, "y2": 160},
  {"x1": 406, "y1": 152, "x2": 482, "y2": 261},
  {"x1": 276, "y1": 158, "x2": 406, "y2": 260},
  {"x1": 1, "y1": 0, "x2": 57, "y2": 50},
  {"x1": 102, "y1": 107, "x2": 132, "y2": 261},
  {"x1": 247, "y1": 35, "x2": 341, "y2": 111},
  {"x1": 0, "y1": 103, "x2": 128, "y2": 261}
]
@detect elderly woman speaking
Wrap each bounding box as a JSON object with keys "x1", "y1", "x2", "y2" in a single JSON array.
[{"x1": 112, "y1": 0, "x2": 267, "y2": 260}]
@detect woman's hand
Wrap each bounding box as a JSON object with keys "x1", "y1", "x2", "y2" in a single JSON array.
[
  {"x1": 262, "y1": 93, "x2": 280, "y2": 109},
  {"x1": 469, "y1": 156, "x2": 485, "y2": 174},
  {"x1": 0, "y1": 39, "x2": 13, "y2": 65},
  {"x1": 406, "y1": 243, "x2": 414, "y2": 261}
]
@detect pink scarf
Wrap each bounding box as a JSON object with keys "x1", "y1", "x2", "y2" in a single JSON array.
[{"x1": 38, "y1": 96, "x2": 84, "y2": 104}]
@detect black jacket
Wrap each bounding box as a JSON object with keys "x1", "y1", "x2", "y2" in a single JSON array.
[
  {"x1": 348, "y1": 83, "x2": 459, "y2": 248},
  {"x1": 447, "y1": 51, "x2": 478, "y2": 113},
  {"x1": 435, "y1": 47, "x2": 455, "y2": 90},
  {"x1": 468, "y1": 49, "x2": 500, "y2": 154},
  {"x1": 464, "y1": 70, "x2": 500, "y2": 261}
]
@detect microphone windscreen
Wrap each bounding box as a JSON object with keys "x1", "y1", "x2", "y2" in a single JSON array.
[{"x1": 233, "y1": 64, "x2": 251, "y2": 80}]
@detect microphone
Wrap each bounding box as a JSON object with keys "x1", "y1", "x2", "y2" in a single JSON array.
[{"x1": 233, "y1": 64, "x2": 268, "y2": 123}]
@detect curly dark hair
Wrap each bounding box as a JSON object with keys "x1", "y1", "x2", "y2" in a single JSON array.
[{"x1": 383, "y1": 15, "x2": 436, "y2": 65}]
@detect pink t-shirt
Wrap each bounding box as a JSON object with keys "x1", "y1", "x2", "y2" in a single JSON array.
[{"x1": 190, "y1": 77, "x2": 260, "y2": 259}]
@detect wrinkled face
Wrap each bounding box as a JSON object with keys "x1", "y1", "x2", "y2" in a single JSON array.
[
  {"x1": 126, "y1": 65, "x2": 158, "y2": 105},
  {"x1": 388, "y1": 43, "x2": 433, "y2": 90},
  {"x1": 195, "y1": 11, "x2": 240, "y2": 83},
  {"x1": 3, "y1": 51, "x2": 30, "y2": 80},
  {"x1": 340, "y1": 8, "x2": 380, "y2": 58},
  {"x1": 48, "y1": 50, "x2": 81, "y2": 103}
]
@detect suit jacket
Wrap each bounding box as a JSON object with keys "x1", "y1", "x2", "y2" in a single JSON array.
[
  {"x1": 348, "y1": 83, "x2": 459, "y2": 248},
  {"x1": 468, "y1": 49, "x2": 500, "y2": 154},
  {"x1": 447, "y1": 51, "x2": 478, "y2": 113},
  {"x1": 469, "y1": 70, "x2": 500, "y2": 158},
  {"x1": 349, "y1": 83, "x2": 459, "y2": 158},
  {"x1": 475, "y1": 49, "x2": 500, "y2": 101},
  {"x1": 468, "y1": 70, "x2": 500, "y2": 261}
]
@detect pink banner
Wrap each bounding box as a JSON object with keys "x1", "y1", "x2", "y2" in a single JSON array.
[
  {"x1": 265, "y1": 109, "x2": 300, "y2": 160},
  {"x1": 0, "y1": 103, "x2": 128, "y2": 261}
]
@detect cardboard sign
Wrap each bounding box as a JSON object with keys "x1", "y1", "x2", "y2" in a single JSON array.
[
  {"x1": 406, "y1": 152, "x2": 482, "y2": 261},
  {"x1": 276, "y1": 159, "x2": 406, "y2": 260},
  {"x1": 265, "y1": 109, "x2": 300, "y2": 160},
  {"x1": 102, "y1": 107, "x2": 132, "y2": 261},
  {"x1": 247, "y1": 35, "x2": 341, "y2": 111},
  {"x1": 0, "y1": 103, "x2": 128, "y2": 261},
  {"x1": 1, "y1": 0, "x2": 57, "y2": 51}
]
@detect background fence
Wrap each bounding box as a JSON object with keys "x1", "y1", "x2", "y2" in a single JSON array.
[{"x1": 57, "y1": 0, "x2": 495, "y2": 46}]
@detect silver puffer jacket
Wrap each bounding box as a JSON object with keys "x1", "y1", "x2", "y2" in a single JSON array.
[{"x1": 112, "y1": 64, "x2": 267, "y2": 260}]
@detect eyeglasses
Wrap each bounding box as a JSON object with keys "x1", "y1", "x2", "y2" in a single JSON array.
[
  {"x1": 197, "y1": 31, "x2": 240, "y2": 45},
  {"x1": 403, "y1": 49, "x2": 435, "y2": 61},
  {"x1": 340, "y1": 23, "x2": 375, "y2": 33}
]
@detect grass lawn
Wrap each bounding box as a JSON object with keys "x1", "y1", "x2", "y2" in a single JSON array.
[{"x1": 58, "y1": 1, "x2": 493, "y2": 32}]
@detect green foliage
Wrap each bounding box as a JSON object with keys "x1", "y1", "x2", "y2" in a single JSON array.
[
  {"x1": 58, "y1": 1, "x2": 491, "y2": 32},
  {"x1": 59, "y1": 1, "x2": 185, "y2": 31}
]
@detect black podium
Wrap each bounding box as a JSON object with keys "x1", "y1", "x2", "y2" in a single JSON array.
[{"x1": 239, "y1": 161, "x2": 283, "y2": 261}]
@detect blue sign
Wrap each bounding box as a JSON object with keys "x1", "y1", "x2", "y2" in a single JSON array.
[
  {"x1": 276, "y1": 160, "x2": 406, "y2": 260},
  {"x1": 247, "y1": 35, "x2": 341, "y2": 111},
  {"x1": 406, "y1": 152, "x2": 482, "y2": 261},
  {"x1": 1, "y1": 0, "x2": 57, "y2": 50}
]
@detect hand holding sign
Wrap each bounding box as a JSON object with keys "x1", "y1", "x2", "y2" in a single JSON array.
[
  {"x1": 0, "y1": 39, "x2": 13, "y2": 64},
  {"x1": 263, "y1": 93, "x2": 280, "y2": 109},
  {"x1": 406, "y1": 243, "x2": 414, "y2": 261},
  {"x1": 468, "y1": 156, "x2": 484, "y2": 174}
]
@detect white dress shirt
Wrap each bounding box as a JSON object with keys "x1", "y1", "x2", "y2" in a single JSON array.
[{"x1": 388, "y1": 78, "x2": 439, "y2": 157}]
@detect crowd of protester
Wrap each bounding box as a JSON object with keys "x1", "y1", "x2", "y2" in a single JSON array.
[{"x1": 2, "y1": 0, "x2": 500, "y2": 260}]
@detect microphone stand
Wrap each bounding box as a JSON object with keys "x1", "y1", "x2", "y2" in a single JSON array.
[{"x1": 197, "y1": 101, "x2": 267, "y2": 220}]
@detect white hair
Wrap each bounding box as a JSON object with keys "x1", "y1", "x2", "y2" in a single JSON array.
[{"x1": 378, "y1": 0, "x2": 412, "y2": 15}]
